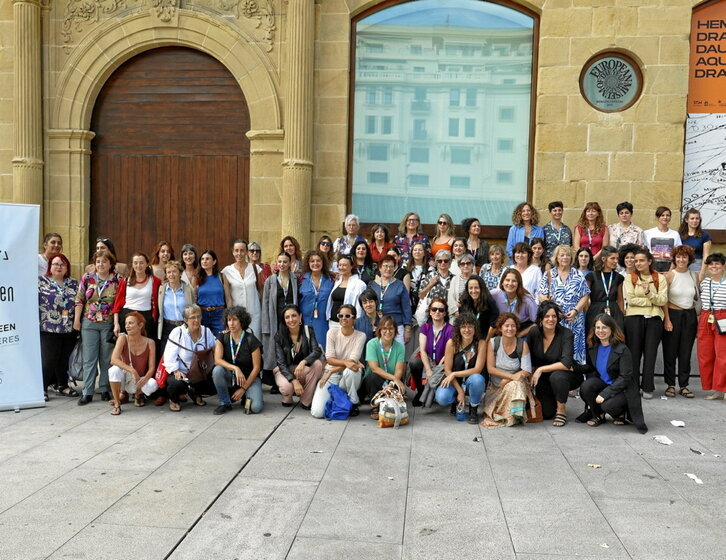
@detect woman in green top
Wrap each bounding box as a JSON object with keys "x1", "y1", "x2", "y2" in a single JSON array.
[{"x1": 363, "y1": 315, "x2": 406, "y2": 418}]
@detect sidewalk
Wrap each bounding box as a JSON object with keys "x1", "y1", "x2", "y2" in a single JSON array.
[{"x1": 1, "y1": 377, "x2": 725, "y2": 560}]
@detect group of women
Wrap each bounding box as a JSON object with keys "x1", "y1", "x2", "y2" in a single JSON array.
[{"x1": 37, "y1": 202, "x2": 725, "y2": 429}]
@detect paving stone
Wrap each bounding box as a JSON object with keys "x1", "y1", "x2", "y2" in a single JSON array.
[{"x1": 287, "y1": 536, "x2": 402, "y2": 559}]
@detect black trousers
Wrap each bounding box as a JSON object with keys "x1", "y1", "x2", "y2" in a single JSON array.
[
  {"x1": 40, "y1": 331, "x2": 78, "y2": 390},
  {"x1": 580, "y1": 377, "x2": 628, "y2": 419},
  {"x1": 534, "y1": 369, "x2": 583, "y2": 419},
  {"x1": 360, "y1": 373, "x2": 388, "y2": 404},
  {"x1": 624, "y1": 315, "x2": 663, "y2": 393},
  {"x1": 662, "y1": 308, "x2": 697, "y2": 388},
  {"x1": 166, "y1": 376, "x2": 216, "y2": 403}
]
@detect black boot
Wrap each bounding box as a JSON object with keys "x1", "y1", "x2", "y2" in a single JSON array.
[{"x1": 468, "y1": 405, "x2": 479, "y2": 424}]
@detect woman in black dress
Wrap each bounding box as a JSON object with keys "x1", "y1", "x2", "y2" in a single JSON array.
[{"x1": 586, "y1": 245, "x2": 625, "y2": 335}]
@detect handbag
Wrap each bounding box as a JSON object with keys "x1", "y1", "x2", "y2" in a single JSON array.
[
  {"x1": 155, "y1": 360, "x2": 169, "y2": 389},
  {"x1": 372, "y1": 384, "x2": 409, "y2": 428},
  {"x1": 414, "y1": 295, "x2": 430, "y2": 326},
  {"x1": 168, "y1": 333, "x2": 215, "y2": 384},
  {"x1": 716, "y1": 318, "x2": 726, "y2": 335},
  {"x1": 324, "y1": 384, "x2": 353, "y2": 420},
  {"x1": 526, "y1": 396, "x2": 543, "y2": 423},
  {"x1": 68, "y1": 340, "x2": 84, "y2": 382}
]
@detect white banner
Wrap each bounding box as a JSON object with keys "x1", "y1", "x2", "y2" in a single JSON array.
[
  {"x1": 0, "y1": 203, "x2": 44, "y2": 411},
  {"x1": 682, "y1": 113, "x2": 726, "y2": 229}
]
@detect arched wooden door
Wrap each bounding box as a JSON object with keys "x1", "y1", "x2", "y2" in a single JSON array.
[{"x1": 90, "y1": 47, "x2": 250, "y2": 264}]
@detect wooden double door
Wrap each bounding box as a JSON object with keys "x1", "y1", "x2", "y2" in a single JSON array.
[{"x1": 90, "y1": 47, "x2": 250, "y2": 264}]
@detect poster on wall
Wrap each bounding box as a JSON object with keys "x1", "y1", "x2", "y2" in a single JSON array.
[
  {"x1": 683, "y1": 2, "x2": 726, "y2": 225},
  {"x1": 0, "y1": 203, "x2": 44, "y2": 412}
]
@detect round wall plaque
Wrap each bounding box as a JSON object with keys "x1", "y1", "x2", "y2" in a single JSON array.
[{"x1": 579, "y1": 52, "x2": 643, "y2": 112}]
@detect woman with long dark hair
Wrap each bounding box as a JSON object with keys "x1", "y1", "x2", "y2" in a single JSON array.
[
  {"x1": 195, "y1": 250, "x2": 229, "y2": 338},
  {"x1": 490, "y1": 268, "x2": 538, "y2": 336},
  {"x1": 462, "y1": 217, "x2": 490, "y2": 269},
  {"x1": 574, "y1": 202, "x2": 609, "y2": 260},
  {"x1": 586, "y1": 245, "x2": 625, "y2": 334},
  {"x1": 351, "y1": 239, "x2": 376, "y2": 284},
  {"x1": 457, "y1": 275, "x2": 499, "y2": 341},
  {"x1": 112, "y1": 251, "x2": 161, "y2": 341},
  {"x1": 151, "y1": 241, "x2": 175, "y2": 281},
  {"x1": 679, "y1": 208, "x2": 712, "y2": 279},
  {"x1": 261, "y1": 252, "x2": 299, "y2": 372},
  {"x1": 299, "y1": 250, "x2": 334, "y2": 350},
  {"x1": 369, "y1": 223, "x2": 394, "y2": 265}
]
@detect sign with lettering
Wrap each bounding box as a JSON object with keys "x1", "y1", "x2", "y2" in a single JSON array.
[
  {"x1": 688, "y1": 2, "x2": 726, "y2": 113},
  {"x1": 579, "y1": 52, "x2": 642, "y2": 112},
  {"x1": 0, "y1": 203, "x2": 44, "y2": 411}
]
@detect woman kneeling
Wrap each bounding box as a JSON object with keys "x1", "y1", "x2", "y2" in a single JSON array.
[
  {"x1": 108, "y1": 312, "x2": 156, "y2": 415},
  {"x1": 578, "y1": 314, "x2": 647, "y2": 432},
  {"x1": 482, "y1": 313, "x2": 535, "y2": 427}
]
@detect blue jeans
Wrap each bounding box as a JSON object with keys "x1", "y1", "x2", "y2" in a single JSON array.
[
  {"x1": 202, "y1": 308, "x2": 224, "y2": 338},
  {"x1": 435, "y1": 373, "x2": 486, "y2": 407},
  {"x1": 211, "y1": 365, "x2": 263, "y2": 412},
  {"x1": 80, "y1": 318, "x2": 114, "y2": 397}
]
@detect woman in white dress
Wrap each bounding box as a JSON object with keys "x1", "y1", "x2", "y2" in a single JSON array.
[{"x1": 221, "y1": 239, "x2": 261, "y2": 338}]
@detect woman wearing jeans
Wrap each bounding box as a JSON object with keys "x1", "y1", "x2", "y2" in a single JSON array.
[{"x1": 623, "y1": 248, "x2": 667, "y2": 399}]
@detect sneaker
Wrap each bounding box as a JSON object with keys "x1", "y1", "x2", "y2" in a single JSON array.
[
  {"x1": 350, "y1": 405, "x2": 360, "y2": 417},
  {"x1": 213, "y1": 404, "x2": 232, "y2": 415},
  {"x1": 641, "y1": 392, "x2": 653, "y2": 400}
]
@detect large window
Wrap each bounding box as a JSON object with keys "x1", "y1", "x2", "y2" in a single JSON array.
[{"x1": 351, "y1": 0, "x2": 536, "y2": 225}]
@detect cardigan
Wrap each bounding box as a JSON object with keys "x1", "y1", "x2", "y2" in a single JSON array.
[
  {"x1": 261, "y1": 273, "x2": 299, "y2": 370},
  {"x1": 112, "y1": 275, "x2": 161, "y2": 320}
]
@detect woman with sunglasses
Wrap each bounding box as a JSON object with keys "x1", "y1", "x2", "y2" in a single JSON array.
[
  {"x1": 447, "y1": 253, "x2": 478, "y2": 318},
  {"x1": 310, "y1": 304, "x2": 367, "y2": 417},
  {"x1": 248, "y1": 241, "x2": 273, "y2": 301},
  {"x1": 419, "y1": 249, "x2": 455, "y2": 303},
  {"x1": 430, "y1": 213, "x2": 455, "y2": 258},
  {"x1": 364, "y1": 315, "x2": 407, "y2": 418},
  {"x1": 697, "y1": 253, "x2": 726, "y2": 400},
  {"x1": 317, "y1": 235, "x2": 335, "y2": 271},
  {"x1": 368, "y1": 254, "x2": 412, "y2": 345},
  {"x1": 408, "y1": 298, "x2": 454, "y2": 406}
]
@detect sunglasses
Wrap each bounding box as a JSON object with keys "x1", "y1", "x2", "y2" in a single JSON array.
[
  {"x1": 460, "y1": 261, "x2": 473, "y2": 266},
  {"x1": 320, "y1": 242, "x2": 332, "y2": 247},
  {"x1": 430, "y1": 307, "x2": 446, "y2": 313},
  {"x1": 437, "y1": 259, "x2": 450, "y2": 264},
  {"x1": 337, "y1": 313, "x2": 353, "y2": 319},
  {"x1": 249, "y1": 249, "x2": 261, "y2": 253}
]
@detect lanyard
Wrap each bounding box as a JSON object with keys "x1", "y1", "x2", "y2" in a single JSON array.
[
  {"x1": 507, "y1": 296, "x2": 518, "y2": 313},
  {"x1": 550, "y1": 223, "x2": 562, "y2": 245},
  {"x1": 709, "y1": 275, "x2": 726, "y2": 310},
  {"x1": 278, "y1": 275, "x2": 289, "y2": 300},
  {"x1": 379, "y1": 341, "x2": 393, "y2": 373},
  {"x1": 431, "y1": 326, "x2": 443, "y2": 363},
  {"x1": 461, "y1": 344, "x2": 475, "y2": 370},
  {"x1": 229, "y1": 333, "x2": 245, "y2": 363},
  {"x1": 95, "y1": 274, "x2": 111, "y2": 297},
  {"x1": 50, "y1": 278, "x2": 66, "y2": 304},
  {"x1": 600, "y1": 271, "x2": 613, "y2": 310},
  {"x1": 378, "y1": 279, "x2": 392, "y2": 313},
  {"x1": 291, "y1": 336, "x2": 302, "y2": 360}
]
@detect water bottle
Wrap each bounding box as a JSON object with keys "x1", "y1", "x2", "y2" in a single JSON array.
[{"x1": 455, "y1": 402, "x2": 467, "y2": 422}]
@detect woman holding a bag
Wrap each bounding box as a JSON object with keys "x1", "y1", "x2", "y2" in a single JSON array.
[
  {"x1": 363, "y1": 315, "x2": 407, "y2": 419},
  {"x1": 212, "y1": 306, "x2": 264, "y2": 415},
  {"x1": 108, "y1": 312, "x2": 156, "y2": 414},
  {"x1": 273, "y1": 304, "x2": 323, "y2": 409},
  {"x1": 435, "y1": 312, "x2": 487, "y2": 424},
  {"x1": 163, "y1": 304, "x2": 217, "y2": 411},
  {"x1": 697, "y1": 252, "x2": 726, "y2": 400},
  {"x1": 408, "y1": 298, "x2": 454, "y2": 407}
]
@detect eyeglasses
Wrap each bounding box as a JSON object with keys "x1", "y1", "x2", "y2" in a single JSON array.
[
  {"x1": 380, "y1": 327, "x2": 396, "y2": 332},
  {"x1": 407, "y1": 218, "x2": 419, "y2": 223},
  {"x1": 430, "y1": 307, "x2": 446, "y2": 313},
  {"x1": 436, "y1": 259, "x2": 450, "y2": 264},
  {"x1": 187, "y1": 315, "x2": 202, "y2": 321},
  {"x1": 320, "y1": 242, "x2": 332, "y2": 247},
  {"x1": 51, "y1": 262, "x2": 67, "y2": 267},
  {"x1": 249, "y1": 249, "x2": 260, "y2": 253},
  {"x1": 337, "y1": 313, "x2": 353, "y2": 319},
  {"x1": 460, "y1": 262, "x2": 473, "y2": 266}
]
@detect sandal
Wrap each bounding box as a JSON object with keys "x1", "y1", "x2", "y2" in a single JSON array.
[
  {"x1": 59, "y1": 387, "x2": 79, "y2": 397},
  {"x1": 481, "y1": 417, "x2": 500, "y2": 428},
  {"x1": 613, "y1": 416, "x2": 627, "y2": 425},
  {"x1": 193, "y1": 396, "x2": 206, "y2": 407},
  {"x1": 587, "y1": 415, "x2": 606, "y2": 427},
  {"x1": 134, "y1": 395, "x2": 145, "y2": 407},
  {"x1": 664, "y1": 386, "x2": 676, "y2": 398},
  {"x1": 679, "y1": 387, "x2": 695, "y2": 399},
  {"x1": 552, "y1": 413, "x2": 567, "y2": 427},
  {"x1": 110, "y1": 406, "x2": 122, "y2": 416},
  {"x1": 169, "y1": 401, "x2": 181, "y2": 412}
]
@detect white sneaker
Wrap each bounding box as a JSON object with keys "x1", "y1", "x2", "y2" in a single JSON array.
[{"x1": 641, "y1": 392, "x2": 653, "y2": 400}]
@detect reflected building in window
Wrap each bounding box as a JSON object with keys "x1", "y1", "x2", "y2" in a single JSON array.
[{"x1": 351, "y1": 0, "x2": 535, "y2": 225}]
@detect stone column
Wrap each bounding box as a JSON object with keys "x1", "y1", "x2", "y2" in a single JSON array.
[
  {"x1": 281, "y1": 0, "x2": 314, "y2": 248},
  {"x1": 12, "y1": 0, "x2": 44, "y2": 207}
]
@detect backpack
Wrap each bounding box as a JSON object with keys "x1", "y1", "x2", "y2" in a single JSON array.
[
  {"x1": 324, "y1": 384, "x2": 353, "y2": 420},
  {"x1": 493, "y1": 336, "x2": 524, "y2": 359}
]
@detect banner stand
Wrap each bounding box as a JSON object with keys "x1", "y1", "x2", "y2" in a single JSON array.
[{"x1": 0, "y1": 203, "x2": 45, "y2": 412}]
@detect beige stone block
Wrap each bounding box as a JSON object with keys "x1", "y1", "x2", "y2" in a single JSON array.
[
  {"x1": 654, "y1": 152, "x2": 685, "y2": 182},
  {"x1": 535, "y1": 152, "x2": 566, "y2": 182},
  {"x1": 248, "y1": 204, "x2": 282, "y2": 231},
  {"x1": 537, "y1": 124, "x2": 588, "y2": 152},
  {"x1": 314, "y1": 124, "x2": 348, "y2": 152},
  {"x1": 177, "y1": 28, "x2": 207, "y2": 49},
  {"x1": 622, "y1": 95, "x2": 658, "y2": 123},
  {"x1": 630, "y1": 181, "x2": 682, "y2": 211},
  {"x1": 637, "y1": 7, "x2": 691, "y2": 36},
  {"x1": 317, "y1": 13, "x2": 350, "y2": 42},
  {"x1": 541, "y1": 9, "x2": 593, "y2": 37},
  {"x1": 312, "y1": 177, "x2": 347, "y2": 205},
  {"x1": 540, "y1": 0, "x2": 572, "y2": 9},
  {"x1": 316, "y1": 68, "x2": 348, "y2": 98},
  {"x1": 616, "y1": 36, "x2": 659, "y2": 65},
  {"x1": 315, "y1": 151, "x2": 347, "y2": 178},
  {"x1": 47, "y1": 175, "x2": 71, "y2": 202},
  {"x1": 312, "y1": 203, "x2": 345, "y2": 232},
  {"x1": 538, "y1": 37, "x2": 570, "y2": 68},
  {"x1": 538, "y1": 66, "x2": 580, "y2": 96},
  {"x1": 633, "y1": 123, "x2": 684, "y2": 153},
  {"x1": 318, "y1": 0, "x2": 349, "y2": 14},
  {"x1": 646, "y1": 65, "x2": 689, "y2": 96},
  {"x1": 657, "y1": 94, "x2": 687, "y2": 124},
  {"x1": 316, "y1": 41, "x2": 349, "y2": 70},
  {"x1": 659, "y1": 35, "x2": 689, "y2": 65},
  {"x1": 584, "y1": 181, "x2": 632, "y2": 211},
  {"x1": 574, "y1": 0, "x2": 614, "y2": 6},
  {"x1": 569, "y1": 38, "x2": 608, "y2": 66},
  {"x1": 316, "y1": 97, "x2": 348, "y2": 125},
  {"x1": 0, "y1": 173, "x2": 12, "y2": 203},
  {"x1": 532, "y1": 180, "x2": 584, "y2": 210},
  {"x1": 250, "y1": 177, "x2": 282, "y2": 204},
  {"x1": 537, "y1": 95, "x2": 568, "y2": 124},
  {"x1": 592, "y1": 7, "x2": 617, "y2": 37},
  {"x1": 611, "y1": 152, "x2": 655, "y2": 181},
  {"x1": 177, "y1": 13, "x2": 214, "y2": 35},
  {"x1": 588, "y1": 123, "x2": 633, "y2": 152},
  {"x1": 565, "y1": 152, "x2": 610, "y2": 181}
]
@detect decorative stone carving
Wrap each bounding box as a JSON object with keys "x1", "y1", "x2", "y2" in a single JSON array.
[
  {"x1": 217, "y1": 0, "x2": 276, "y2": 52},
  {"x1": 61, "y1": 0, "x2": 140, "y2": 51},
  {"x1": 151, "y1": 0, "x2": 177, "y2": 22}
]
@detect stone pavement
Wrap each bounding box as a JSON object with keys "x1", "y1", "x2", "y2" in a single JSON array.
[{"x1": 1, "y1": 376, "x2": 725, "y2": 560}]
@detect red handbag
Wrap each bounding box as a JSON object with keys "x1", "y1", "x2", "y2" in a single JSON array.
[{"x1": 155, "y1": 360, "x2": 169, "y2": 389}]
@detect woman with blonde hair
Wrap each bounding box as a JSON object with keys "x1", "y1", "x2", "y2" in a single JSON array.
[{"x1": 430, "y1": 213, "x2": 455, "y2": 257}]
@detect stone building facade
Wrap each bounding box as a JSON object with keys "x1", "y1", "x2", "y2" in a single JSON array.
[{"x1": 0, "y1": 0, "x2": 714, "y2": 273}]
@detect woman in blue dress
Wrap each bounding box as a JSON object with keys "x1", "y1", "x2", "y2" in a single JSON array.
[
  {"x1": 537, "y1": 245, "x2": 590, "y2": 364},
  {"x1": 298, "y1": 250, "x2": 334, "y2": 350},
  {"x1": 195, "y1": 250, "x2": 228, "y2": 337}
]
